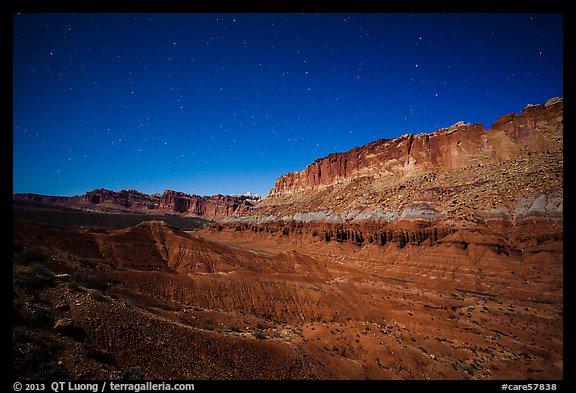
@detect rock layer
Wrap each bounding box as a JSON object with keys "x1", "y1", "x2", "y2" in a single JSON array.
[
  {"x1": 211, "y1": 98, "x2": 563, "y2": 290},
  {"x1": 268, "y1": 97, "x2": 562, "y2": 197},
  {"x1": 159, "y1": 190, "x2": 249, "y2": 217},
  {"x1": 12, "y1": 98, "x2": 564, "y2": 380},
  {"x1": 14, "y1": 189, "x2": 257, "y2": 220}
]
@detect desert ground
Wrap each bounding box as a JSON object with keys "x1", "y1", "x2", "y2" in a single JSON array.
[{"x1": 13, "y1": 215, "x2": 562, "y2": 380}]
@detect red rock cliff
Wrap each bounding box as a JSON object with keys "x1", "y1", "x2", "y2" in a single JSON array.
[
  {"x1": 158, "y1": 190, "x2": 253, "y2": 218},
  {"x1": 80, "y1": 188, "x2": 160, "y2": 211},
  {"x1": 269, "y1": 98, "x2": 563, "y2": 197},
  {"x1": 14, "y1": 188, "x2": 256, "y2": 219}
]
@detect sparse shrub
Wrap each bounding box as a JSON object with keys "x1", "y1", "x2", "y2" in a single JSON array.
[
  {"x1": 13, "y1": 326, "x2": 27, "y2": 343},
  {"x1": 85, "y1": 345, "x2": 115, "y2": 365},
  {"x1": 13, "y1": 265, "x2": 54, "y2": 292},
  {"x1": 28, "y1": 262, "x2": 48, "y2": 274},
  {"x1": 228, "y1": 325, "x2": 241, "y2": 333},
  {"x1": 124, "y1": 365, "x2": 143, "y2": 380},
  {"x1": 70, "y1": 272, "x2": 108, "y2": 291},
  {"x1": 252, "y1": 329, "x2": 266, "y2": 340},
  {"x1": 53, "y1": 318, "x2": 86, "y2": 342},
  {"x1": 31, "y1": 307, "x2": 55, "y2": 327},
  {"x1": 14, "y1": 247, "x2": 48, "y2": 265},
  {"x1": 13, "y1": 297, "x2": 23, "y2": 320},
  {"x1": 14, "y1": 342, "x2": 50, "y2": 369},
  {"x1": 13, "y1": 334, "x2": 67, "y2": 379},
  {"x1": 69, "y1": 280, "x2": 80, "y2": 292},
  {"x1": 89, "y1": 291, "x2": 105, "y2": 302}
]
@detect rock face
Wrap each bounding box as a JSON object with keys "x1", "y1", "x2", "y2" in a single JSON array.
[
  {"x1": 217, "y1": 98, "x2": 563, "y2": 251},
  {"x1": 83, "y1": 188, "x2": 159, "y2": 210},
  {"x1": 269, "y1": 98, "x2": 563, "y2": 197},
  {"x1": 159, "y1": 190, "x2": 251, "y2": 217},
  {"x1": 14, "y1": 188, "x2": 158, "y2": 213},
  {"x1": 14, "y1": 189, "x2": 257, "y2": 220},
  {"x1": 12, "y1": 98, "x2": 563, "y2": 381},
  {"x1": 13, "y1": 211, "x2": 563, "y2": 380},
  {"x1": 269, "y1": 98, "x2": 562, "y2": 197}
]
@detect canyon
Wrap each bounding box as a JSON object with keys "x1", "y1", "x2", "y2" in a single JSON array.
[{"x1": 13, "y1": 98, "x2": 563, "y2": 380}]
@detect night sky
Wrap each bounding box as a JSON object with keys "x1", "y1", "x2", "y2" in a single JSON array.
[{"x1": 13, "y1": 13, "x2": 563, "y2": 197}]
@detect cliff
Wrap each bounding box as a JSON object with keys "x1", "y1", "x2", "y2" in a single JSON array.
[
  {"x1": 269, "y1": 97, "x2": 562, "y2": 197},
  {"x1": 159, "y1": 190, "x2": 252, "y2": 217},
  {"x1": 217, "y1": 98, "x2": 562, "y2": 248},
  {"x1": 14, "y1": 188, "x2": 257, "y2": 220}
]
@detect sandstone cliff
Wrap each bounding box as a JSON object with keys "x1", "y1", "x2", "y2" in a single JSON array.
[
  {"x1": 219, "y1": 98, "x2": 563, "y2": 248},
  {"x1": 14, "y1": 188, "x2": 256, "y2": 220},
  {"x1": 269, "y1": 97, "x2": 562, "y2": 197},
  {"x1": 159, "y1": 190, "x2": 252, "y2": 217}
]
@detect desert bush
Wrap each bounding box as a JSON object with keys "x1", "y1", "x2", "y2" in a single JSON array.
[
  {"x1": 252, "y1": 329, "x2": 266, "y2": 340},
  {"x1": 13, "y1": 296, "x2": 23, "y2": 320},
  {"x1": 14, "y1": 247, "x2": 48, "y2": 265},
  {"x1": 85, "y1": 345, "x2": 116, "y2": 365},
  {"x1": 28, "y1": 262, "x2": 48, "y2": 274},
  {"x1": 70, "y1": 272, "x2": 108, "y2": 291},
  {"x1": 228, "y1": 325, "x2": 241, "y2": 333},
  {"x1": 89, "y1": 291, "x2": 105, "y2": 302},
  {"x1": 13, "y1": 326, "x2": 27, "y2": 343},
  {"x1": 13, "y1": 335, "x2": 67, "y2": 379},
  {"x1": 13, "y1": 266, "x2": 54, "y2": 292}
]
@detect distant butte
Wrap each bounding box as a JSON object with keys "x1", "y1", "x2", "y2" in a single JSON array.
[{"x1": 13, "y1": 188, "x2": 261, "y2": 220}]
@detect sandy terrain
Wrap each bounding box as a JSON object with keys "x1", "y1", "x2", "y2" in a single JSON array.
[{"x1": 13, "y1": 219, "x2": 562, "y2": 380}]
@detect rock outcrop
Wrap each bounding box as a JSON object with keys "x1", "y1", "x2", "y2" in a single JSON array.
[
  {"x1": 12, "y1": 98, "x2": 563, "y2": 381},
  {"x1": 268, "y1": 98, "x2": 562, "y2": 197},
  {"x1": 14, "y1": 189, "x2": 258, "y2": 220},
  {"x1": 159, "y1": 190, "x2": 252, "y2": 217},
  {"x1": 83, "y1": 188, "x2": 159, "y2": 210},
  {"x1": 216, "y1": 98, "x2": 563, "y2": 250},
  {"x1": 14, "y1": 188, "x2": 158, "y2": 213}
]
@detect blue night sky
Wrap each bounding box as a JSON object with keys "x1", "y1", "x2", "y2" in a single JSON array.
[{"x1": 13, "y1": 13, "x2": 563, "y2": 197}]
